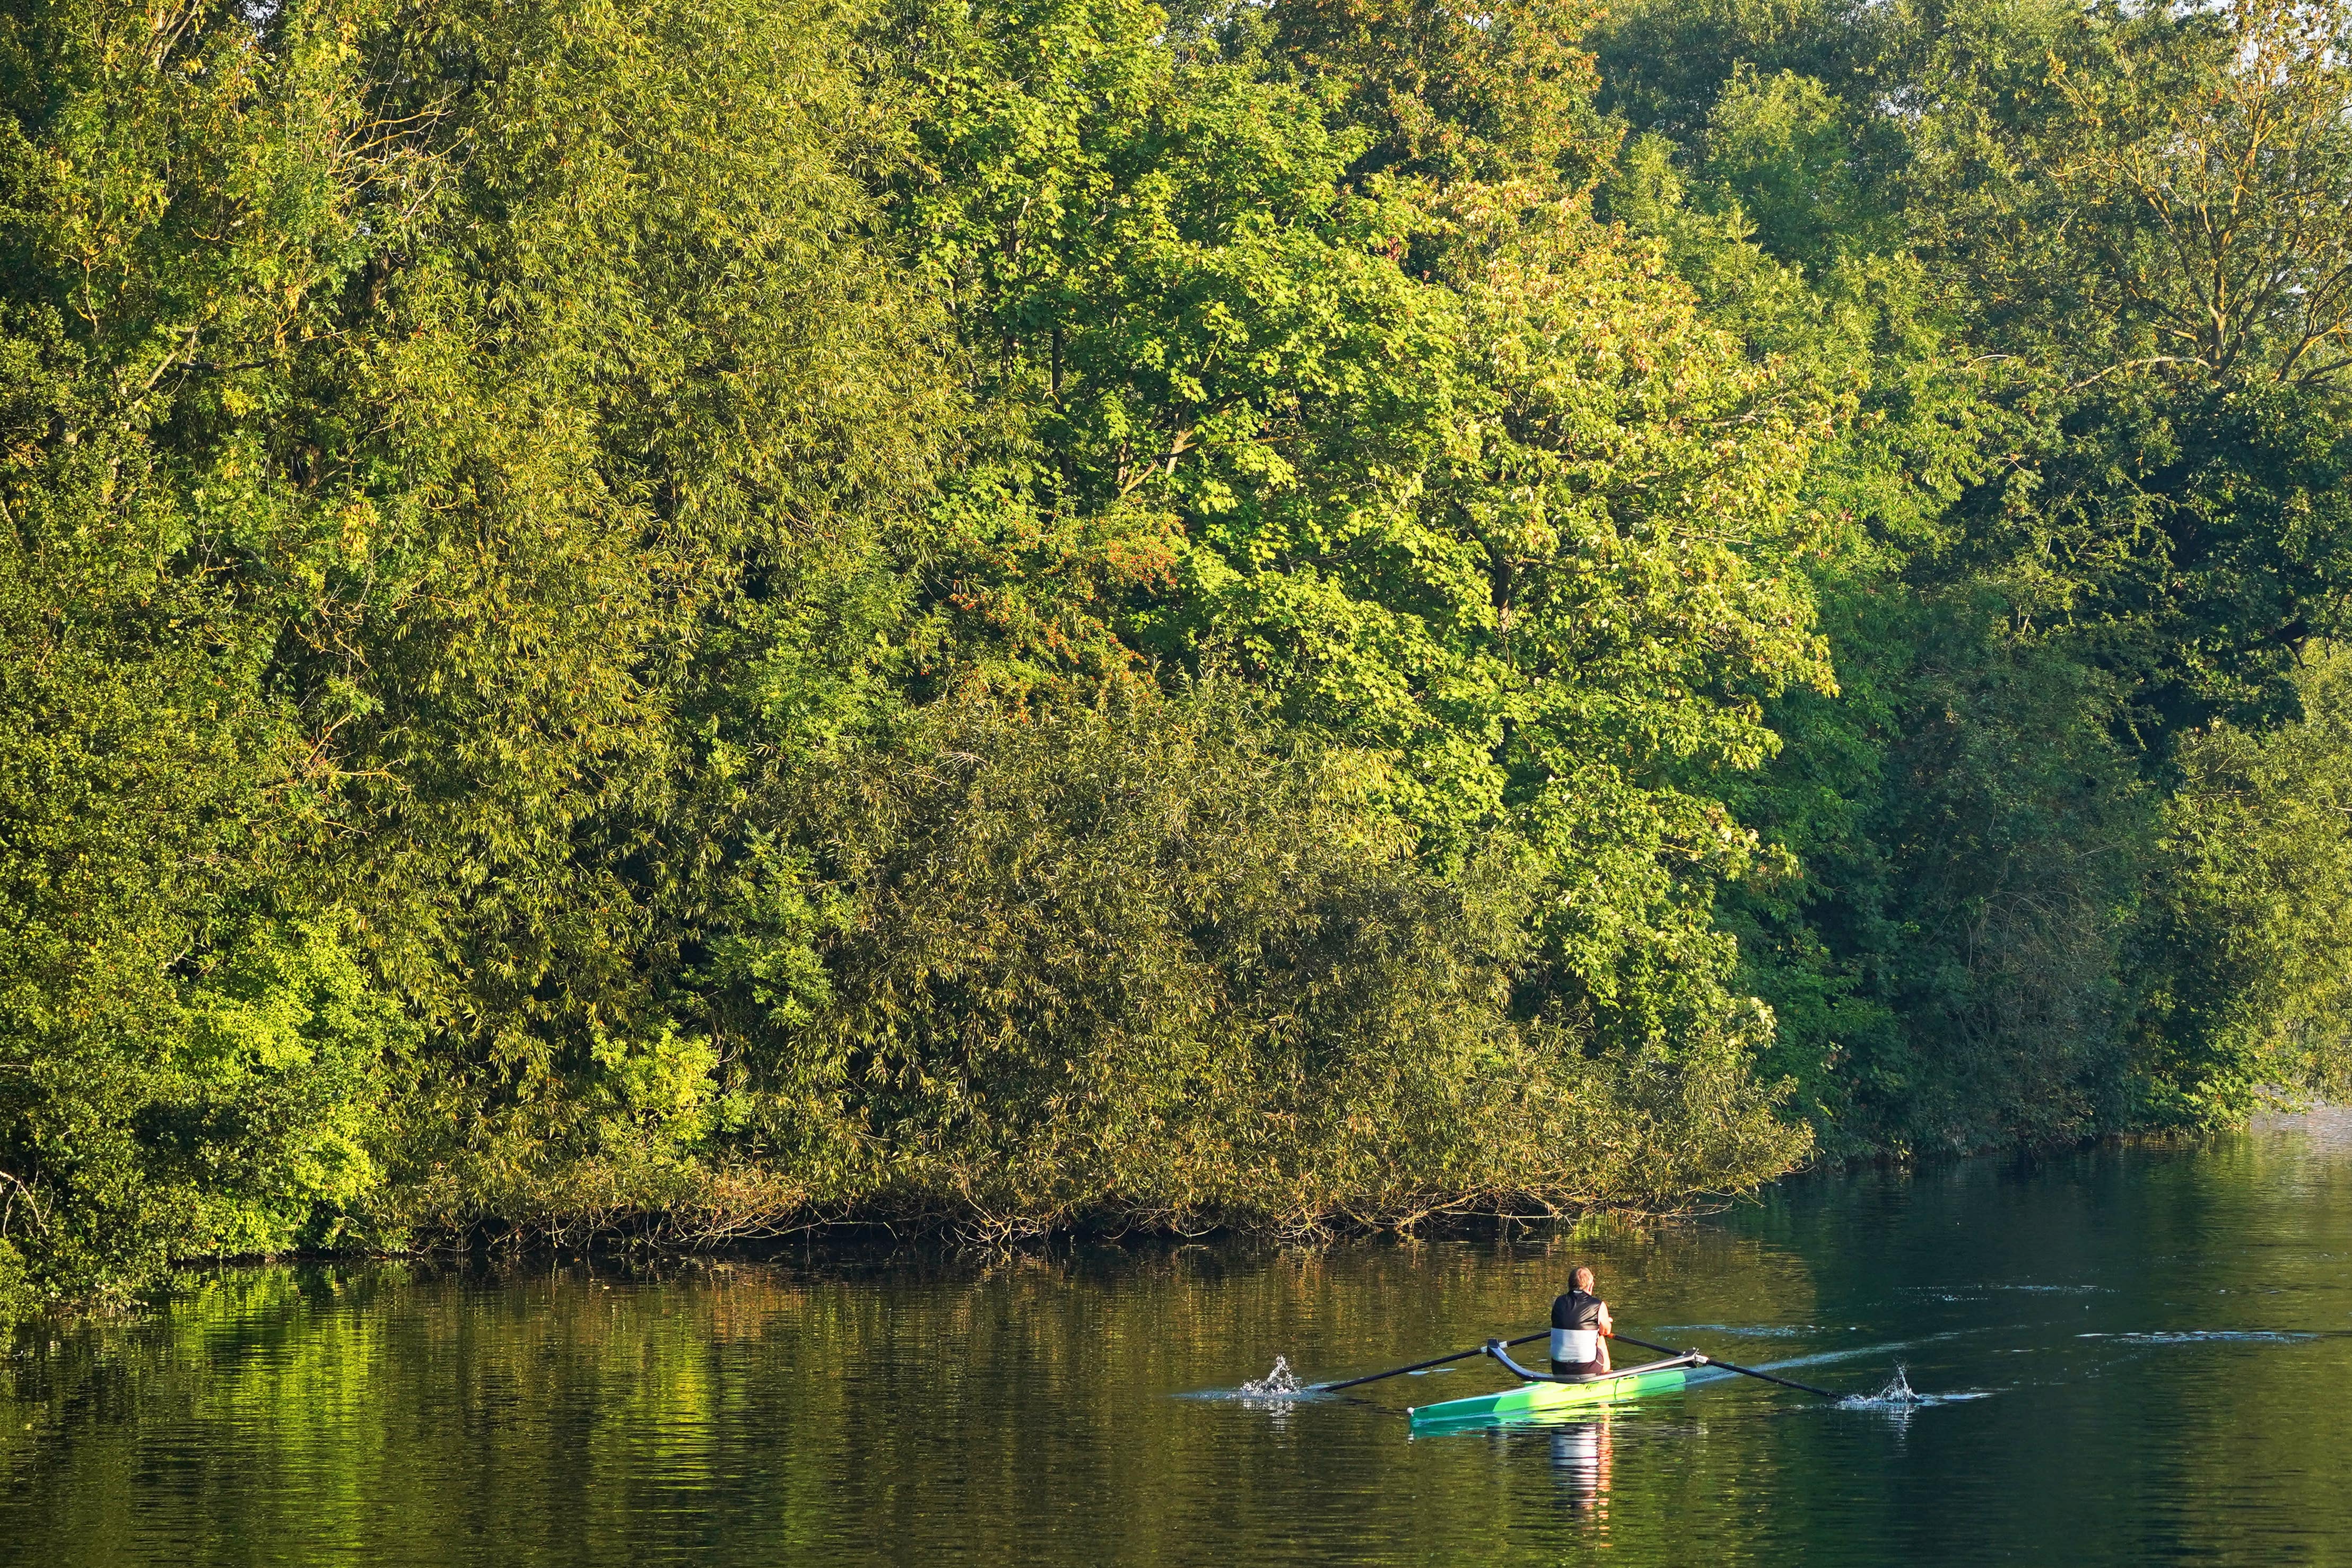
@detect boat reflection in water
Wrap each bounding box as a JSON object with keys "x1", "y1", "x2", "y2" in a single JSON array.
[{"x1": 1549, "y1": 1416, "x2": 1613, "y2": 1522}]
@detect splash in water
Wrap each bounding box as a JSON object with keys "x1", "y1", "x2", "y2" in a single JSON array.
[
  {"x1": 1874, "y1": 1364, "x2": 1927, "y2": 1404},
  {"x1": 1840, "y1": 1364, "x2": 1933, "y2": 1409},
  {"x1": 1241, "y1": 1356, "x2": 1307, "y2": 1397}
]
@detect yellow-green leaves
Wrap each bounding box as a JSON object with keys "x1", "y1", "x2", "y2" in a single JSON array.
[{"x1": 886, "y1": 0, "x2": 1835, "y2": 1068}]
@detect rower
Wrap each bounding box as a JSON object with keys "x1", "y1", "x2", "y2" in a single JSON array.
[{"x1": 1550, "y1": 1266, "x2": 1614, "y2": 1378}]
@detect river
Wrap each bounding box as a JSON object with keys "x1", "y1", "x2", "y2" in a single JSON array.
[{"x1": 6, "y1": 1110, "x2": 2351, "y2": 1565}]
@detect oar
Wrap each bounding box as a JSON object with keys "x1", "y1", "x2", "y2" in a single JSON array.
[
  {"x1": 1310, "y1": 1329, "x2": 1550, "y2": 1392},
  {"x1": 1609, "y1": 1330, "x2": 1842, "y2": 1399}
]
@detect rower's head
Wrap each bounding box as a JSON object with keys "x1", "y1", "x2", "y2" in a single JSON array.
[{"x1": 1571, "y1": 1266, "x2": 1596, "y2": 1293}]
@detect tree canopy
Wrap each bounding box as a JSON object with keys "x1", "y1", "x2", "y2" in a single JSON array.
[{"x1": 6, "y1": 0, "x2": 2352, "y2": 1316}]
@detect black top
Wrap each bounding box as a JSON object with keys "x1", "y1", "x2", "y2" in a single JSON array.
[{"x1": 1552, "y1": 1288, "x2": 1605, "y2": 1330}]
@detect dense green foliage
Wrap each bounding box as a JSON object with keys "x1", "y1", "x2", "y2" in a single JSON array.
[
  {"x1": 1589, "y1": 0, "x2": 2352, "y2": 1153},
  {"x1": 5, "y1": 0, "x2": 2352, "y2": 1314}
]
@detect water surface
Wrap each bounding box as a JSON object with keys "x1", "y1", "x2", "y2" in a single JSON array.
[{"x1": 8, "y1": 1111, "x2": 2352, "y2": 1565}]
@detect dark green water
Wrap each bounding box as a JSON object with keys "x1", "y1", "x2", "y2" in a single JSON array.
[{"x1": 8, "y1": 1111, "x2": 2352, "y2": 1566}]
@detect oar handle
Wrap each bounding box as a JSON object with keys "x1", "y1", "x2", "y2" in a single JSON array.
[
  {"x1": 1311, "y1": 1329, "x2": 1550, "y2": 1393},
  {"x1": 1610, "y1": 1330, "x2": 1841, "y2": 1400}
]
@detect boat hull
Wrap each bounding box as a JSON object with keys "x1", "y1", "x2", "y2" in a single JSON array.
[{"x1": 1407, "y1": 1363, "x2": 1691, "y2": 1430}]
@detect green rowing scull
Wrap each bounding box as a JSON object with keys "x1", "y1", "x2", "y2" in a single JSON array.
[{"x1": 1407, "y1": 1341, "x2": 1707, "y2": 1430}]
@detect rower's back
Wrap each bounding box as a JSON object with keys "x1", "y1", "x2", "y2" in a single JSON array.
[{"x1": 1550, "y1": 1266, "x2": 1610, "y2": 1376}]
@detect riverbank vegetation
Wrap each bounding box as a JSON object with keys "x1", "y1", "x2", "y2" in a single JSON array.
[{"x1": 6, "y1": 0, "x2": 2352, "y2": 1315}]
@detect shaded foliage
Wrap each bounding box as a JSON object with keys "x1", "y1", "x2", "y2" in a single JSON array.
[
  {"x1": 1594, "y1": 0, "x2": 2352, "y2": 1152},
  {"x1": 727, "y1": 690, "x2": 1802, "y2": 1233}
]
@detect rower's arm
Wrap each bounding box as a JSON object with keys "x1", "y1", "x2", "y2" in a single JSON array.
[{"x1": 1597, "y1": 1302, "x2": 1614, "y2": 1335}]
